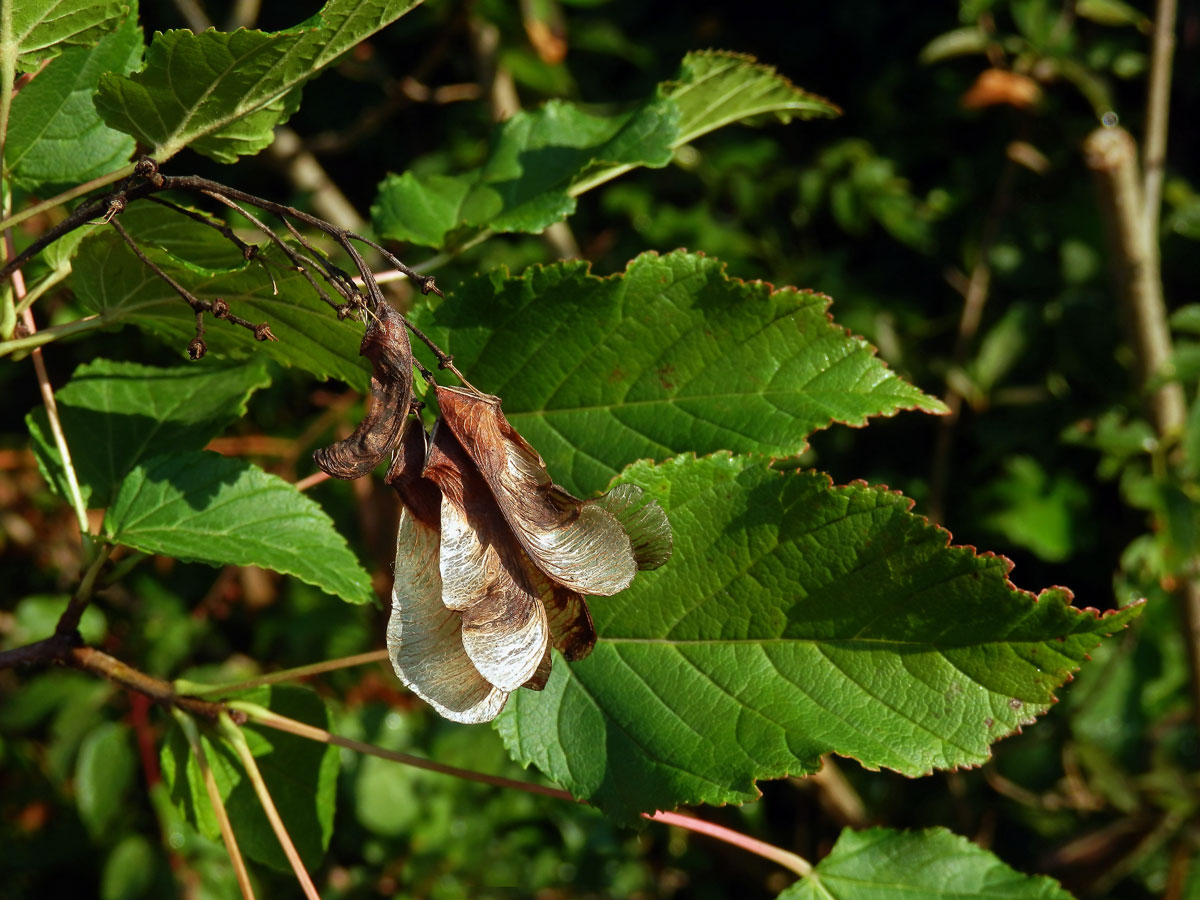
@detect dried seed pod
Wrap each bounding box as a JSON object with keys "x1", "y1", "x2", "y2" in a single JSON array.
[
  {"x1": 386, "y1": 424, "x2": 508, "y2": 724},
  {"x1": 423, "y1": 421, "x2": 550, "y2": 693},
  {"x1": 434, "y1": 385, "x2": 639, "y2": 596},
  {"x1": 315, "y1": 303, "x2": 413, "y2": 479}
]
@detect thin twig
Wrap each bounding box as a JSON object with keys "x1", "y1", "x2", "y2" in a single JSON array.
[
  {"x1": 1085, "y1": 125, "x2": 1198, "y2": 734},
  {"x1": 177, "y1": 649, "x2": 390, "y2": 696},
  {"x1": 237, "y1": 703, "x2": 815, "y2": 879},
  {"x1": 7, "y1": 233, "x2": 91, "y2": 539},
  {"x1": 1143, "y1": 0, "x2": 1178, "y2": 238},
  {"x1": 174, "y1": 709, "x2": 257, "y2": 900},
  {"x1": 0, "y1": 161, "x2": 136, "y2": 235},
  {"x1": 56, "y1": 544, "x2": 113, "y2": 636},
  {"x1": 217, "y1": 713, "x2": 320, "y2": 900},
  {"x1": 648, "y1": 810, "x2": 811, "y2": 877}
]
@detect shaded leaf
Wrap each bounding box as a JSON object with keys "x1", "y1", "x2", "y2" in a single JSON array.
[
  {"x1": 4, "y1": 4, "x2": 142, "y2": 190},
  {"x1": 75, "y1": 721, "x2": 136, "y2": 838},
  {"x1": 68, "y1": 202, "x2": 370, "y2": 389},
  {"x1": 779, "y1": 827, "x2": 1075, "y2": 899},
  {"x1": 497, "y1": 454, "x2": 1142, "y2": 822},
  {"x1": 415, "y1": 251, "x2": 944, "y2": 496},
  {"x1": 27, "y1": 356, "x2": 271, "y2": 509},
  {"x1": 372, "y1": 50, "x2": 838, "y2": 246},
  {"x1": 3, "y1": 0, "x2": 127, "y2": 73},
  {"x1": 160, "y1": 686, "x2": 338, "y2": 872},
  {"x1": 104, "y1": 451, "x2": 374, "y2": 605},
  {"x1": 95, "y1": 0, "x2": 423, "y2": 162}
]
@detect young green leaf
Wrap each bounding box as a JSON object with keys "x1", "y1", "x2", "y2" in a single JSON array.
[
  {"x1": 104, "y1": 451, "x2": 375, "y2": 605},
  {"x1": 413, "y1": 251, "x2": 944, "y2": 496},
  {"x1": 161, "y1": 687, "x2": 338, "y2": 872},
  {"x1": 497, "y1": 453, "x2": 1142, "y2": 823},
  {"x1": 68, "y1": 203, "x2": 371, "y2": 389},
  {"x1": 372, "y1": 50, "x2": 839, "y2": 247},
  {"x1": 778, "y1": 827, "x2": 1075, "y2": 899},
  {"x1": 2, "y1": 0, "x2": 128, "y2": 73},
  {"x1": 94, "y1": 0, "x2": 423, "y2": 163},
  {"x1": 4, "y1": 4, "x2": 142, "y2": 190},
  {"x1": 27, "y1": 357, "x2": 271, "y2": 509}
]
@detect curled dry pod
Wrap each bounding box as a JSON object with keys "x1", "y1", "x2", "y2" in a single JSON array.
[
  {"x1": 385, "y1": 423, "x2": 509, "y2": 724},
  {"x1": 434, "y1": 385, "x2": 639, "y2": 596},
  {"x1": 314, "y1": 303, "x2": 413, "y2": 479},
  {"x1": 422, "y1": 421, "x2": 550, "y2": 693}
]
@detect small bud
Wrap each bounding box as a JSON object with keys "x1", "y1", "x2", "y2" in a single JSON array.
[
  {"x1": 254, "y1": 322, "x2": 277, "y2": 342},
  {"x1": 187, "y1": 337, "x2": 207, "y2": 360},
  {"x1": 211, "y1": 298, "x2": 230, "y2": 318},
  {"x1": 134, "y1": 157, "x2": 157, "y2": 177}
]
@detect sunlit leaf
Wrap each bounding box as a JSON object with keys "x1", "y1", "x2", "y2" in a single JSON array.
[
  {"x1": 4, "y1": 3, "x2": 142, "y2": 190},
  {"x1": 95, "y1": 0, "x2": 424, "y2": 162},
  {"x1": 414, "y1": 251, "x2": 944, "y2": 495},
  {"x1": 498, "y1": 454, "x2": 1142, "y2": 822},
  {"x1": 104, "y1": 451, "x2": 374, "y2": 605},
  {"x1": 779, "y1": 827, "x2": 1075, "y2": 899},
  {"x1": 372, "y1": 50, "x2": 838, "y2": 246},
  {"x1": 27, "y1": 356, "x2": 271, "y2": 508}
]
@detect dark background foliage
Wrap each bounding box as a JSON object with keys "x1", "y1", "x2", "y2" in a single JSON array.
[{"x1": 2, "y1": 1, "x2": 1198, "y2": 897}]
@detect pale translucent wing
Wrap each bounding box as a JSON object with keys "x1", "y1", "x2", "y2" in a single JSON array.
[
  {"x1": 425, "y1": 421, "x2": 551, "y2": 692},
  {"x1": 435, "y1": 385, "x2": 638, "y2": 595},
  {"x1": 387, "y1": 504, "x2": 508, "y2": 724},
  {"x1": 590, "y1": 483, "x2": 673, "y2": 570}
]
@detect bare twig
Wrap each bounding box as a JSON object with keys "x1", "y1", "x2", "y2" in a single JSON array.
[
  {"x1": 178, "y1": 649, "x2": 390, "y2": 696},
  {"x1": 1084, "y1": 127, "x2": 1185, "y2": 436},
  {"x1": 1085, "y1": 125, "x2": 1199, "y2": 734},
  {"x1": 1143, "y1": 0, "x2": 1178, "y2": 237},
  {"x1": 237, "y1": 702, "x2": 815, "y2": 881},
  {"x1": 217, "y1": 713, "x2": 321, "y2": 900},
  {"x1": 6, "y1": 233, "x2": 91, "y2": 538},
  {"x1": 648, "y1": 810, "x2": 811, "y2": 877},
  {"x1": 174, "y1": 709, "x2": 257, "y2": 900}
]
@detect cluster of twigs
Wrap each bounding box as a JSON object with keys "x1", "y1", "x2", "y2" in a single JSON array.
[{"x1": 0, "y1": 158, "x2": 482, "y2": 388}]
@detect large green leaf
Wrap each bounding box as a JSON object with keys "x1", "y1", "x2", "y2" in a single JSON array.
[
  {"x1": 496, "y1": 454, "x2": 1142, "y2": 822},
  {"x1": 103, "y1": 451, "x2": 374, "y2": 605},
  {"x1": 94, "y1": 0, "x2": 422, "y2": 163},
  {"x1": 2, "y1": 0, "x2": 128, "y2": 73},
  {"x1": 26, "y1": 356, "x2": 271, "y2": 509},
  {"x1": 414, "y1": 251, "x2": 944, "y2": 496},
  {"x1": 68, "y1": 203, "x2": 371, "y2": 389},
  {"x1": 779, "y1": 827, "x2": 1075, "y2": 899},
  {"x1": 372, "y1": 50, "x2": 839, "y2": 246},
  {"x1": 161, "y1": 686, "x2": 338, "y2": 872},
  {"x1": 4, "y1": 3, "x2": 142, "y2": 190}
]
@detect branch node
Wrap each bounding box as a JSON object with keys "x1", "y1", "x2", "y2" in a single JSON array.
[
  {"x1": 254, "y1": 322, "x2": 278, "y2": 342},
  {"x1": 211, "y1": 297, "x2": 231, "y2": 319}
]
